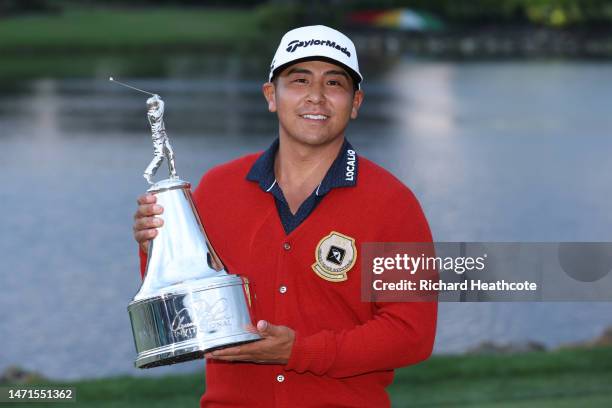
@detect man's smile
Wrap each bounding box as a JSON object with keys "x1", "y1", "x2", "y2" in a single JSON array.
[{"x1": 300, "y1": 113, "x2": 330, "y2": 121}]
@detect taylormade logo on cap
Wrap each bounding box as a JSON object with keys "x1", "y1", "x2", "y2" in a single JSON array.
[
  {"x1": 269, "y1": 25, "x2": 363, "y2": 88},
  {"x1": 285, "y1": 39, "x2": 351, "y2": 58}
]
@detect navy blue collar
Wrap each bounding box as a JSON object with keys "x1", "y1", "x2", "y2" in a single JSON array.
[{"x1": 246, "y1": 138, "x2": 358, "y2": 196}]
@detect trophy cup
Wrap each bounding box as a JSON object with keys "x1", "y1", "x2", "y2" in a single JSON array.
[{"x1": 115, "y1": 78, "x2": 261, "y2": 369}]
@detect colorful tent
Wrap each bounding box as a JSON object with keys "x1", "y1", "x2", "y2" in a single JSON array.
[{"x1": 349, "y1": 8, "x2": 445, "y2": 31}]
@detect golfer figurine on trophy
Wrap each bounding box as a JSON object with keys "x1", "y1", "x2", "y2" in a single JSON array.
[
  {"x1": 143, "y1": 94, "x2": 177, "y2": 184},
  {"x1": 110, "y1": 77, "x2": 260, "y2": 369}
]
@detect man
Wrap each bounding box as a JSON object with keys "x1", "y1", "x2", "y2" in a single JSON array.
[{"x1": 133, "y1": 25, "x2": 437, "y2": 407}]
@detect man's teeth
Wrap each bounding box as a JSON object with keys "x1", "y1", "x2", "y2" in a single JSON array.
[{"x1": 302, "y1": 114, "x2": 327, "y2": 120}]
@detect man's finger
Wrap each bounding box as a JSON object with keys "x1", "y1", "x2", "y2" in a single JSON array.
[
  {"x1": 209, "y1": 339, "x2": 268, "y2": 357},
  {"x1": 135, "y1": 204, "x2": 164, "y2": 219},
  {"x1": 204, "y1": 349, "x2": 261, "y2": 362},
  {"x1": 206, "y1": 354, "x2": 256, "y2": 362},
  {"x1": 137, "y1": 194, "x2": 156, "y2": 205},
  {"x1": 208, "y1": 345, "x2": 243, "y2": 357},
  {"x1": 257, "y1": 320, "x2": 283, "y2": 337},
  {"x1": 204, "y1": 350, "x2": 244, "y2": 359},
  {"x1": 134, "y1": 229, "x2": 158, "y2": 243},
  {"x1": 257, "y1": 320, "x2": 268, "y2": 332},
  {"x1": 133, "y1": 216, "x2": 164, "y2": 232}
]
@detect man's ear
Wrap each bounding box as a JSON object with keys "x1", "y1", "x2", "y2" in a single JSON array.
[
  {"x1": 350, "y1": 89, "x2": 364, "y2": 120},
  {"x1": 262, "y1": 82, "x2": 277, "y2": 113}
]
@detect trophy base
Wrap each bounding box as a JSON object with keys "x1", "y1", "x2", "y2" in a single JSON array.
[
  {"x1": 128, "y1": 274, "x2": 261, "y2": 369},
  {"x1": 136, "y1": 335, "x2": 260, "y2": 369}
]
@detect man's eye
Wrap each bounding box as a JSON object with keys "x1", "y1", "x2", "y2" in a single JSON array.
[
  {"x1": 327, "y1": 79, "x2": 346, "y2": 86},
  {"x1": 293, "y1": 78, "x2": 308, "y2": 83}
]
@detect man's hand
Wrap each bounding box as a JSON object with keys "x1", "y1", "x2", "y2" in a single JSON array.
[
  {"x1": 133, "y1": 193, "x2": 164, "y2": 253},
  {"x1": 205, "y1": 320, "x2": 295, "y2": 364}
]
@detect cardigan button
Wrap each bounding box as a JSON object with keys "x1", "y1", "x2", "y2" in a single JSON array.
[
  {"x1": 279, "y1": 285, "x2": 287, "y2": 294},
  {"x1": 283, "y1": 242, "x2": 291, "y2": 250},
  {"x1": 276, "y1": 374, "x2": 285, "y2": 383}
]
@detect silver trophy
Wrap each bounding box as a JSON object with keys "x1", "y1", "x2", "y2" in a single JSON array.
[{"x1": 112, "y1": 78, "x2": 261, "y2": 369}]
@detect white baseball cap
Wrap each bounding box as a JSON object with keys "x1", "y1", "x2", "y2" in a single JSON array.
[{"x1": 268, "y1": 25, "x2": 363, "y2": 89}]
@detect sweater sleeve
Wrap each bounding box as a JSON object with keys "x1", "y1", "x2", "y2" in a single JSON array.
[{"x1": 284, "y1": 189, "x2": 438, "y2": 378}]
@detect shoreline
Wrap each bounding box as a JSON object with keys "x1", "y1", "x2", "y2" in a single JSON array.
[{"x1": 353, "y1": 26, "x2": 612, "y2": 59}]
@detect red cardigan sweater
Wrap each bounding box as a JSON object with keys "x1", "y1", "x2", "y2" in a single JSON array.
[{"x1": 140, "y1": 153, "x2": 437, "y2": 408}]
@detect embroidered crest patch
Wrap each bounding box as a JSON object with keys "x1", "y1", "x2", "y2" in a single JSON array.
[{"x1": 312, "y1": 231, "x2": 357, "y2": 282}]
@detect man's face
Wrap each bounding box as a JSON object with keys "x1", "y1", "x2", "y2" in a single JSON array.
[{"x1": 262, "y1": 60, "x2": 364, "y2": 147}]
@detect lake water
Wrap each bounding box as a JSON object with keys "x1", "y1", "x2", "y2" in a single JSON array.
[{"x1": 2, "y1": 59, "x2": 612, "y2": 380}]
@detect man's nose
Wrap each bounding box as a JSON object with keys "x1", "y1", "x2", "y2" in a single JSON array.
[{"x1": 306, "y1": 81, "x2": 325, "y2": 104}]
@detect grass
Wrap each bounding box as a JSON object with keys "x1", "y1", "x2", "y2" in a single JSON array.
[
  {"x1": 5, "y1": 346, "x2": 612, "y2": 407},
  {"x1": 0, "y1": 6, "x2": 289, "y2": 79},
  {"x1": 389, "y1": 346, "x2": 612, "y2": 407},
  {"x1": 6, "y1": 374, "x2": 204, "y2": 407},
  {"x1": 0, "y1": 7, "x2": 265, "y2": 53}
]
